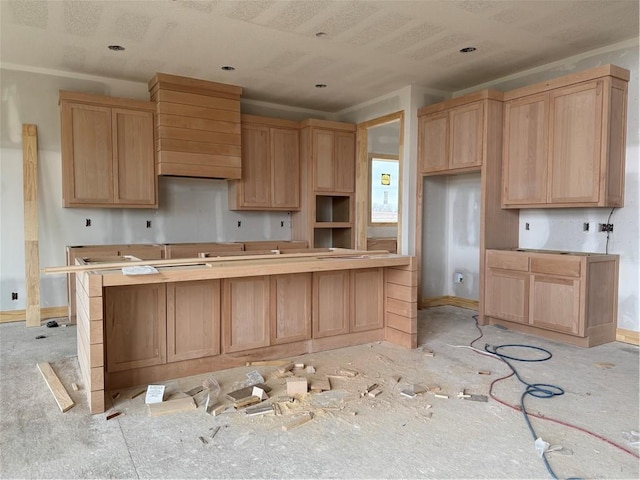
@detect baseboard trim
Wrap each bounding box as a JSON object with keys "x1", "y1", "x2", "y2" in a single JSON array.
[
  {"x1": 616, "y1": 328, "x2": 640, "y2": 346},
  {"x1": 420, "y1": 296, "x2": 479, "y2": 311},
  {"x1": 0, "y1": 306, "x2": 67, "y2": 324}
]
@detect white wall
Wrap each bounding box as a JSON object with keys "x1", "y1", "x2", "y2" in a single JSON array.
[
  {"x1": 0, "y1": 67, "x2": 329, "y2": 311},
  {"x1": 444, "y1": 38, "x2": 639, "y2": 332}
]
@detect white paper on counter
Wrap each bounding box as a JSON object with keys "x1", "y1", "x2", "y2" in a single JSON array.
[{"x1": 122, "y1": 265, "x2": 159, "y2": 275}]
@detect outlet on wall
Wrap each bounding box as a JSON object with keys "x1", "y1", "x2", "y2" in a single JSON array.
[
  {"x1": 454, "y1": 272, "x2": 464, "y2": 283},
  {"x1": 11, "y1": 292, "x2": 18, "y2": 300}
]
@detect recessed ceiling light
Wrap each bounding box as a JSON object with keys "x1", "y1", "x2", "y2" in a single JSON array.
[
  {"x1": 315, "y1": 32, "x2": 327, "y2": 38},
  {"x1": 459, "y1": 46, "x2": 477, "y2": 53},
  {"x1": 221, "y1": 66, "x2": 236, "y2": 71},
  {"x1": 315, "y1": 84, "x2": 327, "y2": 88},
  {"x1": 108, "y1": 45, "x2": 125, "y2": 51}
]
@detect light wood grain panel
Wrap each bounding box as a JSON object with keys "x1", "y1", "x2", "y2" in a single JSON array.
[
  {"x1": 222, "y1": 277, "x2": 270, "y2": 353},
  {"x1": 586, "y1": 259, "x2": 617, "y2": 328},
  {"x1": 334, "y1": 131, "x2": 355, "y2": 192},
  {"x1": 157, "y1": 161, "x2": 241, "y2": 179},
  {"x1": 105, "y1": 284, "x2": 166, "y2": 372},
  {"x1": 113, "y1": 108, "x2": 156, "y2": 206},
  {"x1": 485, "y1": 269, "x2": 529, "y2": 324},
  {"x1": 313, "y1": 129, "x2": 335, "y2": 192},
  {"x1": 165, "y1": 243, "x2": 243, "y2": 259},
  {"x1": 157, "y1": 114, "x2": 240, "y2": 134},
  {"x1": 157, "y1": 126, "x2": 240, "y2": 146},
  {"x1": 351, "y1": 268, "x2": 384, "y2": 332},
  {"x1": 270, "y1": 273, "x2": 312, "y2": 344},
  {"x1": 449, "y1": 102, "x2": 483, "y2": 169},
  {"x1": 605, "y1": 80, "x2": 627, "y2": 206},
  {"x1": 157, "y1": 138, "x2": 241, "y2": 156},
  {"x1": 158, "y1": 150, "x2": 241, "y2": 168},
  {"x1": 386, "y1": 267, "x2": 417, "y2": 286},
  {"x1": 386, "y1": 282, "x2": 417, "y2": 302},
  {"x1": 300, "y1": 119, "x2": 356, "y2": 131},
  {"x1": 385, "y1": 311, "x2": 417, "y2": 334},
  {"x1": 530, "y1": 255, "x2": 581, "y2": 277},
  {"x1": 312, "y1": 270, "x2": 349, "y2": 338},
  {"x1": 154, "y1": 89, "x2": 240, "y2": 112},
  {"x1": 530, "y1": 275, "x2": 582, "y2": 335},
  {"x1": 167, "y1": 280, "x2": 220, "y2": 362},
  {"x1": 386, "y1": 297, "x2": 417, "y2": 318},
  {"x1": 385, "y1": 328, "x2": 417, "y2": 349},
  {"x1": 157, "y1": 103, "x2": 241, "y2": 122},
  {"x1": 486, "y1": 250, "x2": 529, "y2": 271},
  {"x1": 271, "y1": 127, "x2": 300, "y2": 209},
  {"x1": 148, "y1": 72, "x2": 242, "y2": 97},
  {"x1": 418, "y1": 113, "x2": 448, "y2": 173},
  {"x1": 37, "y1": 362, "x2": 75, "y2": 412},
  {"x1": 235, "y1": 124, "x2": 270, "y2": 207}
]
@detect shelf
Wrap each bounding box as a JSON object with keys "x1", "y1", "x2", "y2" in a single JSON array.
[
  {"x1": 315, "y1": 195, "x2": 351, "y2": 223},
  {"x1": 314, "y1": 227, "x2": 352, "y2": 249},
  {"x1": 314, "y1": 222, "x2": 352, "y2": 229}
]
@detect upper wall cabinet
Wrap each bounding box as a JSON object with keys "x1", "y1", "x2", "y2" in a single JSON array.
[
  {"x1": 148, "y1": 73, "x2": 243, "y2": 179},
  {"x1": 59, "y1": 91, "x2": 157, "y2": 208},
  {"x1": 502, "y1": 65, "x2": 629, "y2": 208},
  {"x1": 228, "y1": 115, "x2": 300, "y2": 211},
  {"x1": 418, "y1": 91, "x2": 503, "y2": 175}
]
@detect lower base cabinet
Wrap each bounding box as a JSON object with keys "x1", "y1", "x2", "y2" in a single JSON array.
[
  {"x1": 222, "y1": 277, "x2": 270, "y2": 353},
  {"x1": 484, "y1": 249, "x2": 618, "y2": 346},
  {"x1": 270, "y1": 273, "x2": 312, "y2": 344},
  {"x1": 105, "y1": 284, "x2": 167, "y2": 372},
  {"x1": 167, "y1": 280, "x2": 220, "y2": 362}
]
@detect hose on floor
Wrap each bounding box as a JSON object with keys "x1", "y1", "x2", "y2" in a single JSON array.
[{"x1": 464, "y1": 315, "x2": 640, "y2": 478}]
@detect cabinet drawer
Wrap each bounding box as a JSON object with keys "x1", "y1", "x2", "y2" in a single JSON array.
[
  {"x1": 530, "y1": 255, "x2": 581, "y2": 277},
  {"x1": 486, "y1": 250, "x2": 529, "y2": 271}
]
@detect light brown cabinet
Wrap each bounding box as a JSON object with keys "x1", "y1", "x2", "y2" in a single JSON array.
[
  {"x1": 59, "y1": 91, "x2": 157, "y2": 208},
  {"x1": 270, "y1": 273, "x2": 312, "y2": 345},
  {"x1": 312, "y1": 268, "x2": 384, "y2": 338},
  {"x1": 105, "y1": 284, "x2": 166, "y2": 372},
  {"x1": 418, "y1": 100, "x2": 484, "y2": 174},
  {"x1": 503, "y1": 66, "x2": 629, "y2": 208},
  {"x1": 484, "y1": 249, "x2": 618, "y2": 347},
  {"x1": 228, "y1": 115, "x2": 300, "y2": 211},
  {"x1": 293, "y1": 119, "x2": 356, "y2": 248},
  {"x1": 167, "y1": 280, "x2": 220, "y2": 362},
  {"x1": 222, "y1": 277, "x2": 270, "y2": 353}
]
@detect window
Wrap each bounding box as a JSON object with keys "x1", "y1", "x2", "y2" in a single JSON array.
[{"x1": 370, "y1": 156, "x2": 399, "y2": 225}]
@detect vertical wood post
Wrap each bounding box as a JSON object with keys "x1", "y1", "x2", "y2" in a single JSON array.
[{"x1": 23, "y1": 124, "x2": 40, "y2": 327}]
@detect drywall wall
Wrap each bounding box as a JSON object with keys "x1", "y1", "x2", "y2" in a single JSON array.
[
  {"x1": 421, "y1": 174, "x2": 481, "y2": 300},
  {"x1": 455, "y1": 38, "x2": 639, "y2": 332},
  {"x1": 0, "y1": 67, "x2": 302, "y2": 312}
]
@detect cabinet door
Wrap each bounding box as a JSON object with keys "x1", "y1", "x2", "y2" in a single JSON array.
[
  {"x1": 113, "y1": 108, "x2": 156, "y2": 206},
  {"x1": 549, "y1": 80, "x2": 602, "y2": 204},
  {"x1": 312, "y1": 271, "x2": 349, "y2": 337},
  {"x1": 270, "y1": 273, "x2": 312, "y2": 344},
  {"x1": 350, "y1": 268, "x2": 384, "y2": 332},
  {"x1": 313, "y1": 129, "x2": 335, "y2": 191},
  {"x1": 222, "y1": 277, "x2": 270, "y2": 352},
  {"x1": 167, "y1": 280, "x2": 220, "y2": 362},
  {"x1": 240, "y1": 124, "x2": 271, "y2": 207},
  {"x1": 449, "y1": 102, "x2": 483, "y2": 170},
  {"x1": 485, "y1": 269, "x2": 529, "y2": 324},
  {"x1": 105, "y1": 284, "x2": 166, "y2": 372},
  {"x1": 502, "y1": 94, "x2": 548, "y2": 206},
  {"x1": 61, "y1": 102, "x2": 114, "y2": 205},
  {"x1": 418, "y1": 113, "x2": 448, "y2": 173},
  {"x1": 334, "y1": 131, "x2": 355, "y2": 192},
  {"x1": 530, "y1": 275, "x2": 582, "y2": 335},
  {"x1": 271, "y1": 127, "x2": 300, "y2": 209}
]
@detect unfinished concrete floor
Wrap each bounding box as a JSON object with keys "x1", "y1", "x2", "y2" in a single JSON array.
[{"x1": 1, "y1": 306, "x2": 638, "y2": 479}]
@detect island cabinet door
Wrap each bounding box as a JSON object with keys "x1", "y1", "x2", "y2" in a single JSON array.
[
  {"x1": 222, "y1": 277, "x2": 270, "y2": 353},
  {"x1": 167, "y1": 280, "x2": 221, "y2": 362},
  {"x1": 270, "y1": 273, "x2": 312, "y2": 344},
  {"x1": 105, "y1": 284, "x2": 166, "y2": 372},
  {"x1": 350, "y1": 268, "x2": 384, "y2": 332},
  {"x1": 312, "y1": 270, "x2": 350, "y2": 338}
]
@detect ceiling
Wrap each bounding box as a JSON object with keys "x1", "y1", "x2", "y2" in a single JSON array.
[{"x1": 1, "y1": 0, "x2": 638, "y2": 112}]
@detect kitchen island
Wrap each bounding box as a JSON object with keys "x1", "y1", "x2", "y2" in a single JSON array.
[{"x1": 71, "y1": 250, "x2": 417, "y2": 413}]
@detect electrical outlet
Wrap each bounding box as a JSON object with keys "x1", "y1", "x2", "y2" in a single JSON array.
[
  {"x1": 599, "y1": 223, "x2": 614, "y2": 232},
  {"x1": 85, "y1": 218, "x2": 91, "y2": 227},
  {"x1": 525, "y1": 223, "x2": 530, "y2": 231},
  {"x1": 454, "y1": 272, "x2": 464, "y2": 284},
  {"x1": 146, "y1": 220, "x2": 152, "y2": 228},
  {"x1": 11, "y1": 292, "x2": 18, "y2": 300},
  {"x1": 237, "y1": 220, "x2": 241, "y2": 228},
  {"x1": 583, "y1": 222, "x2": 590, "y2": 232},
  {"x1": 280, "y1": 221, "x2": 284, "y2": 228}
]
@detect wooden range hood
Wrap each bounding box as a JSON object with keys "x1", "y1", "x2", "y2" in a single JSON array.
[{"x1": 149, "y1": 73, "x2": 243, "y2": 179}]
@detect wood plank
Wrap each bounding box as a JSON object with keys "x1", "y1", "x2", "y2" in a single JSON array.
[
  {"x1": 0, "y1": 306, "x2": 67, "y2": 323},
  {"x1": 148, "y1": 72, "x2": 242, "y2": 97},
  {"x1": 420, "y1": 296, "x2": 479, "y2": 310},
  {"x1": 299, "y1": 118, "x2": 356, "y2": 131},
  {"x1": 37, "y1": 362, "x2": 75, "y2": 412},
  {"x1": 148, "y1": 396, "x2": 196, "y2": 417},
  {"x1": 385, "y1": 328, "x2": 417, "y2": 349},
  {"x1": 158, "y1": 150, "x2": 241, "y2": 168},
  {"x1": 385, "y1": 312, "x2": 417, "y2": 334},
  {"x1": 157, "y1": 103, "x2": 241, "y2": 122},
  {"x1": 155, "y1": 89, "x2": 240, "y2": 112},
  {"x1": 386, "y1": 268, "x2": 417, "y2": 287},
  {"x1": 157, "y1": 161, "x2": 241, "y2": 179},
  {"x1": 616, "y1": 328, "x2": 640, "y2": 345},
  {"x1": 157, "y1": 137, "x2": 241, "y2": 156},
  {"x1": 23, "y1": 125, "x2": 40, "y2": 327},
  {"x1": 386, "y1": 282, "x2": 417, "y2": 302},
  {"x1": 157, "y1": 126, "x2": 241, "y2": 145},
  {"x1": 157, "y1": 114, "x2": 240, "y2": 134},
  {"x1": 386, "y1": 297, "x2": 417, "y2": 318}
]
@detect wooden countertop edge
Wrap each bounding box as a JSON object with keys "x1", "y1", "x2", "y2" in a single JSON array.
[{"x1": 98, "y1": 255, "x2": 411, "y2": 286}]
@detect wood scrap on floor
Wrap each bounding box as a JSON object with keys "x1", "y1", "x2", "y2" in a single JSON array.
[
  {"x1": 286, "y1": 377, "x2": 308, "y2": 395},
  {"x1": 282, "y1": 412, "x2": 313, "y2": 431},
  {"x1": 148, "y1": 396, "x2": 196, "y2": 417},
  {"x1": 106, "y1": 411, "x2": 122, "y2": 420},
  {"x1": 245, "y1": 360, "x2": 287, "y2": 367},
  {"x1": 245, "y1": 403, "x2": 274, "y2": 416},
  {"x1": 36, "y1": 362, "x2": 75, "y2": 413}
]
